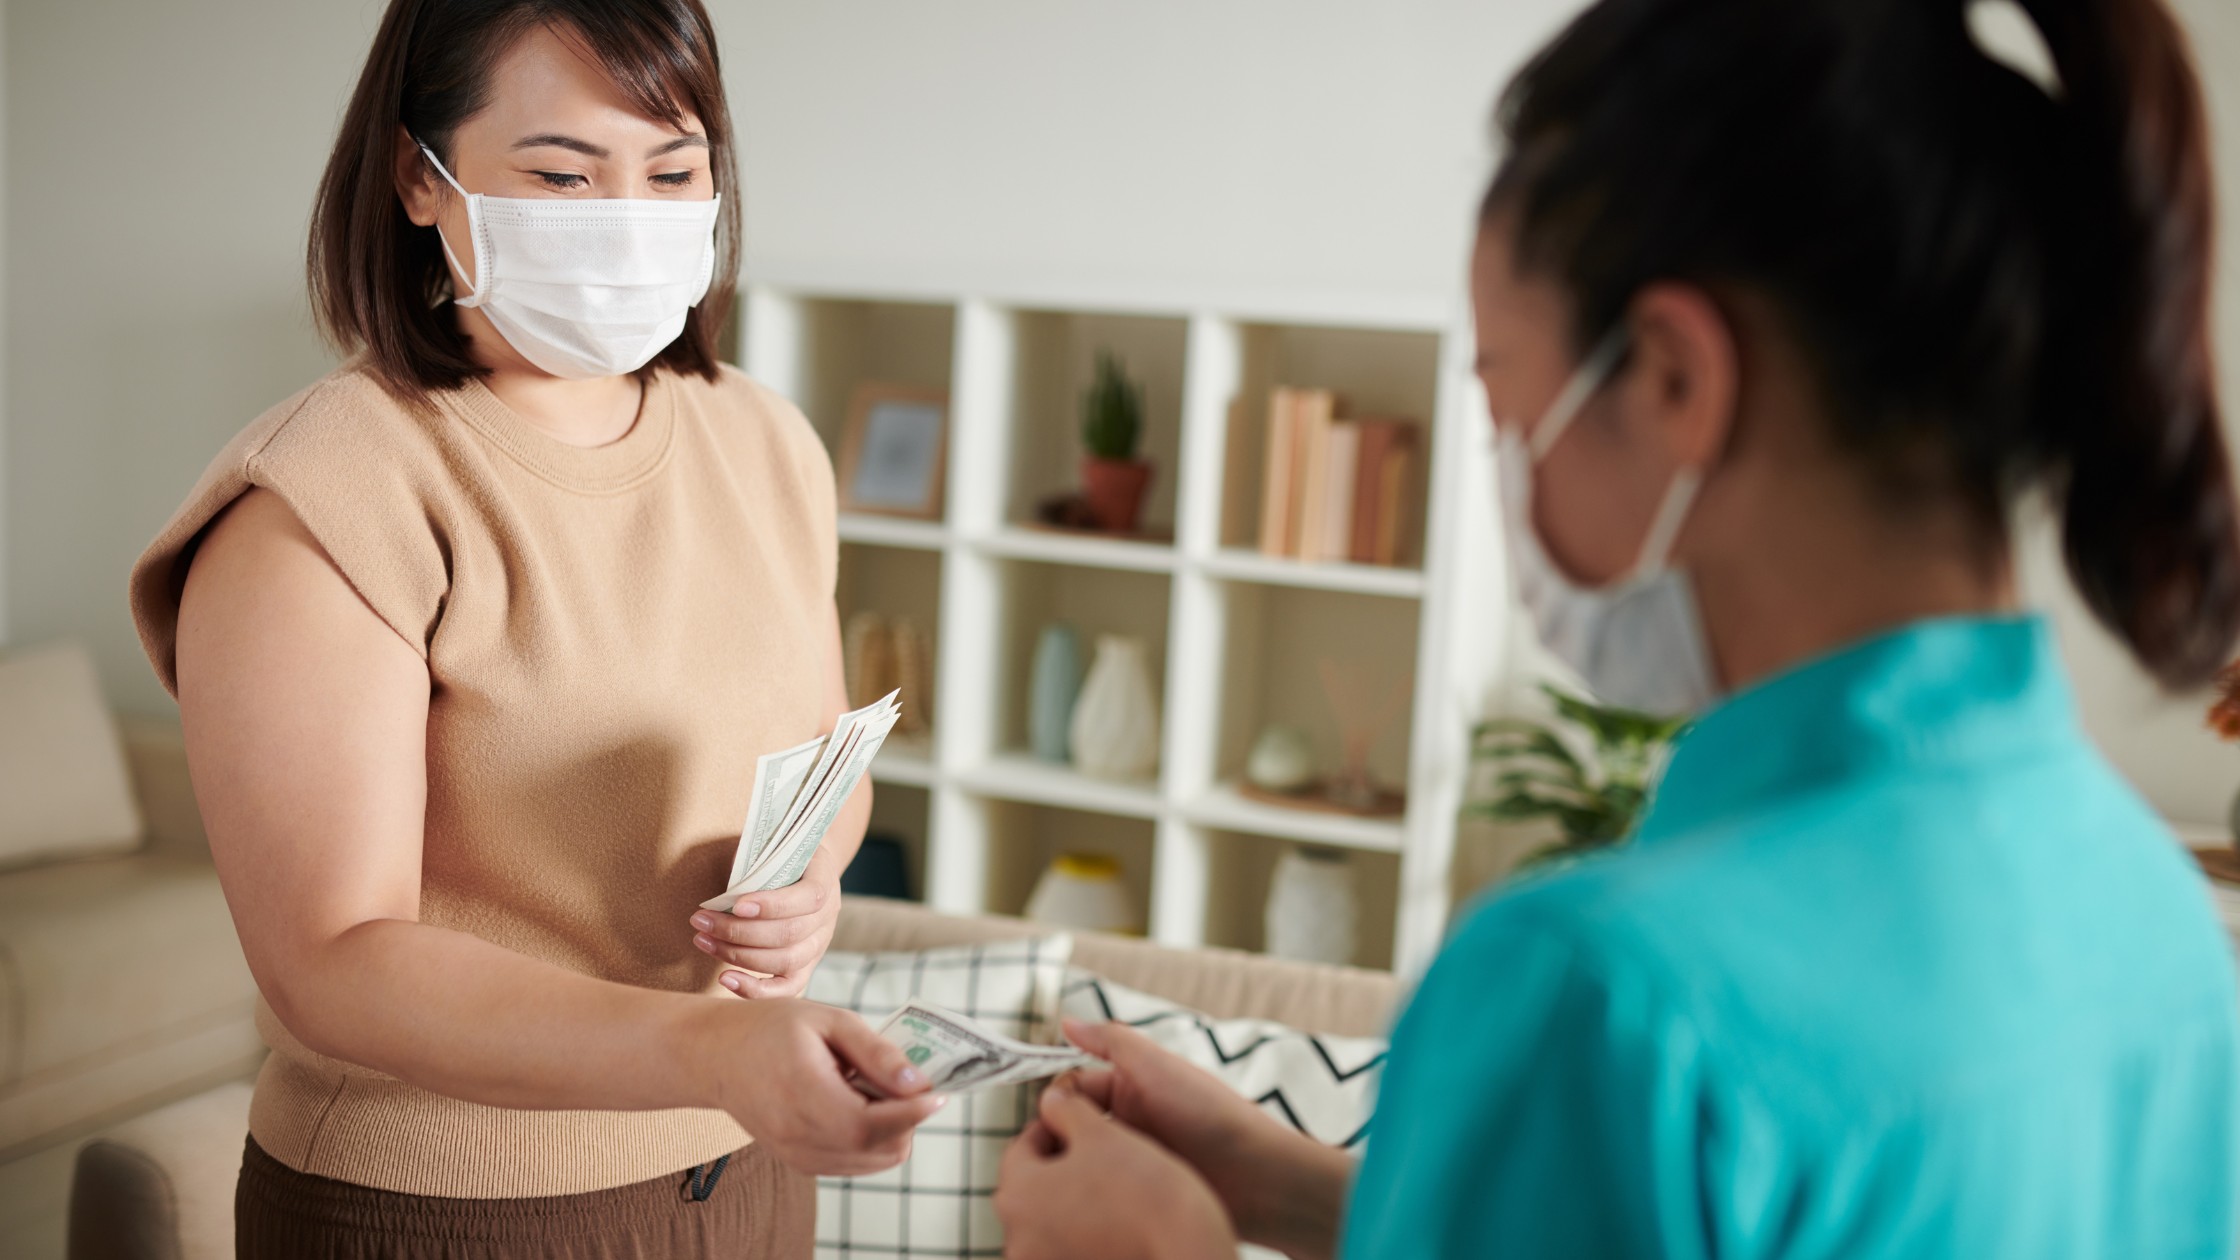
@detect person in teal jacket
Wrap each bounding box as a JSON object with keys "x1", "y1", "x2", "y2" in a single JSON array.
[{"x1": 991, "y1": 0, "x2": 2240, "y2": 1256}]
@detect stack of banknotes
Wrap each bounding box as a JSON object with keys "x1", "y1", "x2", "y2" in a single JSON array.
[
  {"x1": 700, "y1": 691, "x2": 901, "y2": 914},
  {"x1": 853, "y1": 1001, "x2": 1096, "y2": 1098}
]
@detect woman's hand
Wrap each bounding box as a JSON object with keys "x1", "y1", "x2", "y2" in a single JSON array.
[
  {"x1": 707, "y1": 996, "x2": 944, "y2": 1176},
  {"x1": 1061, "y1": 1019, "x2": 1354, "y2": 1258},
  {"x1": 690, "y1": 844, "x2": 845, "y2": 998},
  {"x1": 995, "y1": 1082, "x2": 1236, "y2": 1260}
]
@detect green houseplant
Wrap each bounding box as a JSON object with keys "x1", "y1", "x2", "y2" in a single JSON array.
[
  {"x1": 1079, "y1": 350, "x2": 1152, "y2": 533},
  {"x1": 1466, "y1": 684, "x2": 1688, "y2": 869}
]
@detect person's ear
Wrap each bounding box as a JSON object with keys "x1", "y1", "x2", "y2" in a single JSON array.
[
  {"x1": 394, "y1": 126, "x2": 442, "y2": 228},
  {"x1": 1618, "y1": 283, "x2": 1739, "y2": 471}
]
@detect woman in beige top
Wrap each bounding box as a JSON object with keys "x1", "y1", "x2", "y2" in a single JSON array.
[{"x1": 126, "y1": 1, "x2": 939, "y2": 1255}]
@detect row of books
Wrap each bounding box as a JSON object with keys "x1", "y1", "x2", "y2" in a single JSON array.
[{"x1": 1256, "y1": 387, "x2": 1418, "y2": 566}]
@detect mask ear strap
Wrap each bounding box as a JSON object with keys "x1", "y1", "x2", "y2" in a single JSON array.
[
  {"x1": 412, "y1": 137, "x2": 483, "y2": 303},
  {"x1": 1632, "y1": 465, "x2": 1702, "y2": 579},
  {"x1": 1528, "y1": 328, "x2": 1631, "y2": 461}
]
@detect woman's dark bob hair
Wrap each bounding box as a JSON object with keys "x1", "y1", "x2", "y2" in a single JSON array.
[{"x1": 308, "y1": 0, "x2": 741, "y2": 405}]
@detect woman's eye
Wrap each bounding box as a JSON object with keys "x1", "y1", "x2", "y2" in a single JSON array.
[
  {"x1": 651, "y1": 171, "x2": 697, "y2": 189},
  {"x1": 535, "y1": 171, "x2": 588, "y2": 191}
]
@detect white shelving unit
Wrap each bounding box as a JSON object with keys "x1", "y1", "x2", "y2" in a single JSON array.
[{"x1": 742, "y1": 284, "x2": 1499, "y2": 977}]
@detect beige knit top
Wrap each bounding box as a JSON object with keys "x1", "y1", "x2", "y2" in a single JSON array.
[{"x1": 129, "y1": 361, "x2": 839, "y2": 1198}]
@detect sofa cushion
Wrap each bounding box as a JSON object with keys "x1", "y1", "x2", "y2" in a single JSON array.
[
  {"x1": 0, "y1": 640, "x2": 143, "y2": 870},
  {"x1": 0, "y1": 855, "x2": 256, "y2": 1087},
  {"x1": 831, "y1": 896, "x2": 1398, "y2": 1038},
  {"x1": 68, "y1": 1079, "x2": 253, "y2": 1260},
  {"x1": 806, "y1": 933, "x2": 1073, "y2": 1260},
  {"x1": 1060, "y1": 972, "x2": 1387, "y2": 1151}
]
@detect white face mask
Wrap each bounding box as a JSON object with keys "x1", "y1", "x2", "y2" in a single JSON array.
[
  {"x1": 1497, "y1": 330, "x2": 1723, "y2": 716},
  {"x1": 416, "y1": 140, "x2": 721, "y2": 380}
]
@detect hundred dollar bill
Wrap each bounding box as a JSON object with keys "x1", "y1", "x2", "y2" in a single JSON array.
[
  {"x1": 852, "y1": 1000, "x2": 1095, "y2": 1099},
  {"x1": 741, "y1": 708, "x2": 898, "y2": 895},
  {"x1": 729, "y1": 733, "x2": 826, "y2": 889},
  {"x1": 701, "y1": 691, "x2": 902, "y2": 913}
]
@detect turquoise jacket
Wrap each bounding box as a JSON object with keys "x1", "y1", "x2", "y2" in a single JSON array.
[{"x1": 1345, "y1": 617, "x2": 2239, "y2": 1257}]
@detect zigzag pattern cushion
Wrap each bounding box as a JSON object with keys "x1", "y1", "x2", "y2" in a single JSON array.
[
  {"x1": 1059, "y1": 971, "x2": 1387, "y2": 1151},
  {"x1": 805, "y1": 933, "x2": 1073, "y2": 1259}
]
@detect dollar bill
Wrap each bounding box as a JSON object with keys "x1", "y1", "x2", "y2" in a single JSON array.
[
  {"x1": 852, "y1": 1000, "x2": 1095, "y2": 1099},
  {"x1": 701, "y1": 691, "x2": 902, "y2": 914},
  {"x1": 730, "y1": 733, "x2": 827, "y2": 889},
  {"x1": 742, "y1": 708, "x2": 898, "y2": 894}
]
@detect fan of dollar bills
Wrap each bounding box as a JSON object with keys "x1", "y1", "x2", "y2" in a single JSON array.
[{"x1": 700, "y1": 690, "x2": 902, "y2": 914}]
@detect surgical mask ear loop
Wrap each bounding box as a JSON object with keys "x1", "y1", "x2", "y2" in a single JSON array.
[
  {"x1": 1527, "y1": 329, "x2": 1631, "y2": 461},
  {"x1": 413, "y1": 138, "x2": 484, "y2": 304}
]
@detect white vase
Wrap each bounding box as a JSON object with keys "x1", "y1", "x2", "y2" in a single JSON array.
[
  {"x1": 1025, "y1": 853, "x2": 1141, "y2": 935},
  {"x1": 1069, "y1": 635, "x2": 1160, "y2": 781},
  {"x1": 1265, "y1": 845, "x2": 1357, "y2": 966}
]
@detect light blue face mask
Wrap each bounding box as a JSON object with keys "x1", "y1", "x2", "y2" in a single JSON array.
[{"x1": 1496, "y1": 331, "x2": 1723, "y2": 716}]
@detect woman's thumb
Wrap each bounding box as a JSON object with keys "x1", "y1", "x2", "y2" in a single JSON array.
[{"x1": 827, "y1": 1012, "x2": 929, "y2": 1098}]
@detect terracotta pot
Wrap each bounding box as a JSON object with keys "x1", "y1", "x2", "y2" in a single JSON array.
[{"x1": 1080, "y1": 457, "x2": 1154, "y2": 533}]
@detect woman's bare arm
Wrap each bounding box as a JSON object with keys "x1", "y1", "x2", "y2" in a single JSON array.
[{"x1": 175, "y1": 490, "x2": 933, "y2": 1163}]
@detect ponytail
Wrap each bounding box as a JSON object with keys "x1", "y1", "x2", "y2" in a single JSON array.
[
  {"x1": 1485, "y1": 0, "x2": 2240, "y2": 689},
  {"x1": 2023, "y1": 0, "x2": 2240, "y2": 687}
]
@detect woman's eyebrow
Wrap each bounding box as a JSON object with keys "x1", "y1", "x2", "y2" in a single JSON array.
[
  {"x1": 512, "y1": 133, "x2": 607, "y2": 158},
  {"x1": 646, "y1": 134, "x2": 709, "y2": 157}
]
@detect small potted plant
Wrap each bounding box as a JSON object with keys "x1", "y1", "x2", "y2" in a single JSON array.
[
  {"x1": 1465, "y1": 684, "x2": 1688, "y2": 870},
  {"x1": 1079, "y1": 350, "x2": 1152, "y2": 534}
]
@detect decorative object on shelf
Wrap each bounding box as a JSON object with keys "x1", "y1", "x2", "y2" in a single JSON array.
[
  {"x1": 1078, "y1": 350, "x2": 1153, "y2": 533},
  {"x1": 1244, "y1": 724, "x2": 1317, "y2": 794},
  {"x1": 1318, "y1": 658, "x2": 1412, "y2": 812},
  {"x1": 1025, "y1": 852, "x2": 1140, "y2": 934},
  {"x1": 844, "y1": 612, "x2": 934, "y2": 736},
  {"x1": 837, "y1": 383, "x2": 949, "y2": 520},
  {"x1": 1258, "y1": 386, "x2": 1419, "y2": 567},
  {"x1": 1264, "y1": 845, "x2": 1358, "y2": 966},
  {"x1": 2208, "y1": 660, "x2": 2240, "y2": 846},
  {"x1": 1070, "y1": 635, "x2": 1161, "y2": 781},
  {"x1": 1466, "y1": 683, "x2": 1689, "y2": 870},
  {"x1": 1028, "y1": 623, "x2": 1084, "y2": 764},
  {"x1": 841, "y1": 834, "x2": 913, "y2": 900}
]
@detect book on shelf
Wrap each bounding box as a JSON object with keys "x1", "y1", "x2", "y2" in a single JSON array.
[
  {"x1": 1289, "y1": 389, "x2": 1338, "y2": 560},
  {"x1": 1321, "y1": 421, "x2": 1360, "y2": 563},
  {"x1": 1258, "y1": 388, "x2": 1302, "y2": 557},
  {"x1": 1255, "y1": 384, "x2": 1417, "y2": 568}
]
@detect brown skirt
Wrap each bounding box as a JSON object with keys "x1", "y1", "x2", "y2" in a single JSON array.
[{"x1": 235, "y1": 1136, "x2": 813, "y2": 1259}]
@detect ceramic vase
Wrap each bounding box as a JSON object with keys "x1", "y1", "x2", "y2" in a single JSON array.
[
  {"x1": 1265, "y1": 845, "x2": 1357, "y2": 966},
  {"x1": 1070, "y1": 635, "x2": 1161, "y2": 781},
  {"x1": 1025, "y1": 852, "x2": 1140, "y2": 935},
  {"x1": 1029, "y1": 623, "x2": 1083, "y2": 763}
]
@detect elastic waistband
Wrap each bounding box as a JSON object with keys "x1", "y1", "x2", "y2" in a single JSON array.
[{"x1": 236, "y1": 1135, "x2": 747, "y2": 1244}]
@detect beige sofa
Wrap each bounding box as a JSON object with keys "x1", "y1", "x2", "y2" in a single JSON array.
[{"x1": 0, "y1": 716, "x2": 263, "y2": 1163}]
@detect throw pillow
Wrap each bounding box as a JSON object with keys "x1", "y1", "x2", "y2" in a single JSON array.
[
  {"x1": 806, "y1": 931, "x2": 1074, "y2": 1260},
  {"x1": 1059, "y1": 970, "x2": 1387, "y2": 1151},
  {"x1": 0, "y1": 640, "x2": 143, "y2": 870}
]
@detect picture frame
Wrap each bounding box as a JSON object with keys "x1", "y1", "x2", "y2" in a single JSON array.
[{"x1": 836, "y1": 383, "x2": 950, "y2": 520}]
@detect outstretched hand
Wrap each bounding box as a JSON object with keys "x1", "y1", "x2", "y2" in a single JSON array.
[{"x1": 995, "y1": 1081, "x2": 1235, "y2": 1260}]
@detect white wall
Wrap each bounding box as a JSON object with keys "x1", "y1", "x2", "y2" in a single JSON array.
[
  {"x1": 3, "y1": 0, "x2": 370, "y2": 700},
  {"x1": 6, "y1": 0, "x2": 2240, "y2": 823}
]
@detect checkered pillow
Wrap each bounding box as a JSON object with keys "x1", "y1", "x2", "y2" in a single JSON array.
[
  {"x1": 1059, "y1": 971, "x2": 1386, "y2": 1151},
  {"x1": 806, "y1": 933, "x2": 1073, "y2": 1259}
]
